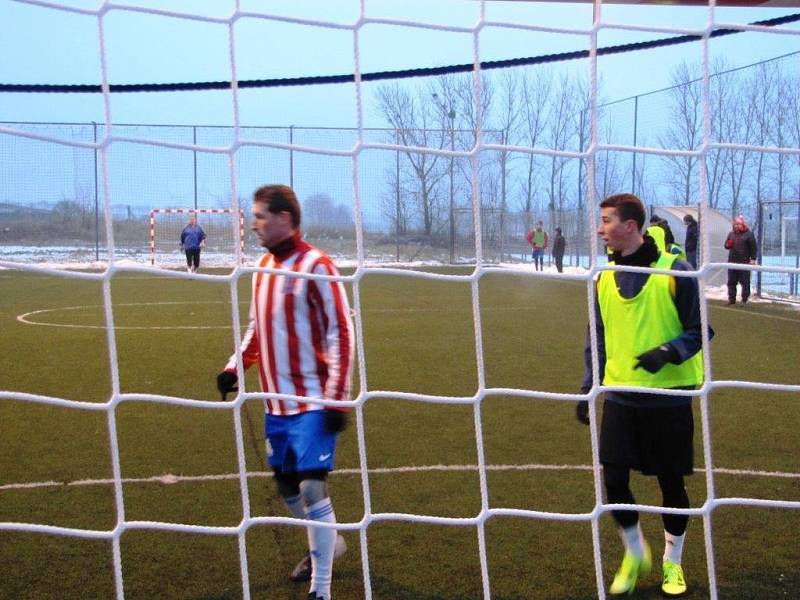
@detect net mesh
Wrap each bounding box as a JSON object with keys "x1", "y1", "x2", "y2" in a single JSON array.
[{"x1": 1, "y1": 2, "x2": 799, "y2": 600}]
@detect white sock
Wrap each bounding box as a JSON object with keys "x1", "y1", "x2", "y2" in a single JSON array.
[
  {"x1": 620, "y1": 523, "x2": 645, "y2": 558},
  {"x1": 305, "y1": 497, "x2": 337, "y2": 599},
  {"x1": 283, "y1": 494, "x2": 306, "y2": 520},
  {"x1": 664, "y1": 531, "x2": 685, "y2": 565}
]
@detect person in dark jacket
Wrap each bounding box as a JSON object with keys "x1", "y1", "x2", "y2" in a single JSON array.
[
  {"x1": 724, "y1": 215, "x2": 757, "y2": 305},
  {"x1": 682, "y1": 214, "x2": 698, "y2": 269},
  {"x1": 552, "y1": 227, "x2": 566, "y2": 273}
]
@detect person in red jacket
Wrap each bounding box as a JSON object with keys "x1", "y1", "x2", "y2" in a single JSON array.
[
  {"x1": 216, "y1": 185, "x2": 354, "y2": 600},
  {"x1": 526, "y1": 221, "x2": 548, "y2": 271},
  {"x1": 724, "y1": 215, "x2": 758, "y2": 305}
]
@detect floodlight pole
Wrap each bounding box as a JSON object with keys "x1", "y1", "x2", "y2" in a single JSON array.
[
  {"x1": 192, "y1": 125, "x2": 198, "y2": 210},
  {"x1": 756, "y1": 199, "x2": 764, "y2": 297},
  {"x1": 448, "y1": 114, "x2": 455, "y2": 264},
  {"x1": 632, "y1": 95, "x2": 639, "y2": 194},
  {"x1": 289, "y1": 126, "x2": 295, "y2": 188},
  {"x1": 395, "y1": 128, "x2": 401, "y2": 262},
  {"x1": 93, "y1": 121, "x2": 99, "y2": 261},
  {"x1": 433, "y1": 92, "x2": 456, "y2": 264}
]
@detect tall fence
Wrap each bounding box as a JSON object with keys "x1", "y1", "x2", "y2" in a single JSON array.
[{"x1": 1, "y1": 52, "x2": 799, "y2": 278}]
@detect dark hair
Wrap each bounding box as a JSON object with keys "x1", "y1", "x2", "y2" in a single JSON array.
[
  {"x1": 600, "y1": 193, "x2": 645, "y2": 230},
  {"x1": 253, "y1": 184, "x2": 302, "y2": 228},
  {"x1": 649, "y1": 214, "x2": 661, "y2": 224},
  {"x1": 683, "y1": 214, "x2": 695, "y2": 223},
  {"x1": 555, "y1": 227, "x2": 562, "y2": 234}
]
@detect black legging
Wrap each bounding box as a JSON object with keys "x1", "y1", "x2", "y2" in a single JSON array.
[
  {"x1": 603, "y1": 464, "x2": 690, "y2": 536},
  {"x1": 727, "y1": 267, "x2": 751, "y2": 302},
  {"x1": 185, "y1": 248, "x2": 201, "y2": 269}
]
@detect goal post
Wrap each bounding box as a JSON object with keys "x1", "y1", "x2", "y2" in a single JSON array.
[{"x1": 149, "y1": 208, "x2": 245, "y2": 267}]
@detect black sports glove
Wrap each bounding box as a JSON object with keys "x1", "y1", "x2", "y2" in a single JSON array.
[
  {"x1": 324, "y1": 410, "x2": 348, "y2": 433},
  {"x1": 216, "y1": 371, "x2": 238, "y2": 401},
  {"x1": 576, "y1": 387, "x2": 591, "y2": 426},
  {"x1": 634, "y1": 344, "x2": 679, "y2": 374}
]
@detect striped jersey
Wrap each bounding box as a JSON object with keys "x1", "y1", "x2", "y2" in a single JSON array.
[{"x1": 225, "y1": 237, "x2": 354, "y2": 416}]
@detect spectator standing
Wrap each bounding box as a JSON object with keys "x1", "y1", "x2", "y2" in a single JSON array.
[
  {"x1": 527, "y1": 221, "x2": 548, "y2": 271},
  {"x1": 683, "y1": 214, "x2": 698, "y2": 269},
  {"x1": 180, "y1": 215, "x2": 206, "y2": 273},
  {"x1": 724, "y1": 215, "x2": 758, "y2": 305},
  {"x1": 552, "y1": 227, "x2": 566, "y2": 273}
]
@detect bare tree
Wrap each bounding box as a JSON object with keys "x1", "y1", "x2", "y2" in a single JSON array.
[
  {"x1": 659, "y1": 62, "x2": 702, "y2": 205},
  {"x1": 516, "y1": 69, "x2": 552, "y2": 228},
  {"x1": 788, "y1": 71, "x2": 800, "y2": 238},
  {"x1": 376, "y1": 83, "x2": 447, "y2": 237},
  {"x1": 439, "y1": 72, "x2": 495, "y2": 211},
  {"x1": 304, "y1": 193, "x2": 353, "y2": 235},
  {"x1": 748, "y1": 61, "x2": 779, "y2": 220},
  {"x1": 489, "y1": 71, "x2": 524, "y2": 256},
  {"x1": 705, "y1": 58, "x2": 730, "y2": 210},
  {"x1": 768, "y1": 68, "x2": 793, "y2": 227},
  {"x1": 546, "y1": 74, "x2": 576, "y2": 221},
  {"x1": 717, "y1": 66, "x2": 755, "y2": 217},
  {"x1": 595, "y1": 119, "x2": 625, "y2": 201}
]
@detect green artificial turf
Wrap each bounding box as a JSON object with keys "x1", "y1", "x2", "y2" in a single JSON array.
[{"x1": 0, "y1": 267, "x2": 798, "y2": 599}]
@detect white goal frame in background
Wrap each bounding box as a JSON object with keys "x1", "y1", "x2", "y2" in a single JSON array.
[{"x1": 148, "y1": 208, "x2": 245, "y2": 266}]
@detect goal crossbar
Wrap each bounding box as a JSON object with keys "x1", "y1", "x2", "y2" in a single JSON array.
[{"x1": 149, "y1": 208, "x2": 246, "y2": 266}]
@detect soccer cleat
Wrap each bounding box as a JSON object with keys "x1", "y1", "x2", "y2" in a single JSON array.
[
  {"x1": 662, "y1": 560, "x2": 687, "y2": 596},
  {"x1": 609, "y1": 542, "x2": 652, "y2": 596},
  {"x1": 290, "y1": 534, "x2": 348, "y2": 582},
  {"x1": 307, "y1": 594, "x2": 326, "y2": 600},
  {"x1": 290, "y1": 554, "x2": 312, "y2": 582}
]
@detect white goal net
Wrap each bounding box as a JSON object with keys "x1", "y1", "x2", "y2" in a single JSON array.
[{"x1": 1, "y1": 2, "x2": 800, "y2": 600}]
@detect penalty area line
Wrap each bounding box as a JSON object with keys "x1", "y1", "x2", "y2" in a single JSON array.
[{"x1": 1, "y1": 463, "x2": 799, "y2": 491}]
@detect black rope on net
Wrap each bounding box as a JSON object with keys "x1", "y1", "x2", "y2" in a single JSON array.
[{"x1": 1, "y1": 12, "x2": 799, "y2": 94}]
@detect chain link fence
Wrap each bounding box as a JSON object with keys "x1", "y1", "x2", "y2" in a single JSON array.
[{"x1": 1, "y1": 52, "x2": 799, "y2": 283}]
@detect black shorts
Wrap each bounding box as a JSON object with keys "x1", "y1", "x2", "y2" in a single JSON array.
[{"x1": 599, "y1": 400, "x2": 694, "y2": 476}]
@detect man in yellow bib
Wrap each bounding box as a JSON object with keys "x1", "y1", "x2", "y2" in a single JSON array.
[{"x1": 576, "y1": 193, "x2": 713, "y2": 597}]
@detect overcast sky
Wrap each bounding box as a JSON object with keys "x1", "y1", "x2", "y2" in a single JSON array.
[{"x1": 1, "y1": 0, "x2": 799, "y2": 128}]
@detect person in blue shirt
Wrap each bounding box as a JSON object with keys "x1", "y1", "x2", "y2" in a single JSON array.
[{"x1": 180, "y1": 215, "x2": 206, "y2": 272}]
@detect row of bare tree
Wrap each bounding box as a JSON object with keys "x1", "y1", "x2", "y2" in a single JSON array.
[{"x1": 374, "y1": 54, "x2": 800, "y2": 245}]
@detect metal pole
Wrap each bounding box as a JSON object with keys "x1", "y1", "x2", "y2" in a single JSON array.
[
  {"x1": 756, "y1": 199, "x2": 764, "y2": 297},
  {"x1": 449, "y1": 117, "x2": 455, "y2": 264},
  {"x1": 395, "y1": 128, "x2": 401, "y2": 262},
  {"x1": 794, "y1": 195, "x2": 800, "y2": 296},
  {"x1": 289, "y1": 126, "x2": 294, "y2": 188},
  {"x1": 93, "y1": 122, "x2": 99, "y2": 261},
  {"x1": 192, "y1": 125, "x2": 198, "y2": 209},
  {"x1": 577, "y1": 109, "x2": 585, "y2": 268},
  {"x1": 632, "y1": 95, "x2": 639, "y2": 194}
]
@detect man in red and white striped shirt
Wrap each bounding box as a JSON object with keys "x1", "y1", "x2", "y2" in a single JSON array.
[{"x1": 217, "y1": 185, "x2": 354, "y2": 600}]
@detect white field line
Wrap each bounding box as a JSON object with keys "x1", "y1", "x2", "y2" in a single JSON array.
[
  {"x1": 16, "y1": 300, "x2": 800, "y2": 330},
  {"x1": 2, "y1": 463, "x2": 799, "y2": 492},
  {"x1": 713, "y1": 304, "x2": 800, "y2": 324}
]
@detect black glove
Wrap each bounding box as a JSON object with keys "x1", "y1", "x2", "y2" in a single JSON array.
[
  {"x1": 324, "y1": 410, "x2": 348, "y2": 433},
  {"x1": 576, "y1": 386, "x2": 591, "y2": 425},
  {"x1": 216, "y1": 371, "x2": 238, "y2": 401},
  {"x1": 634, "y1": 344, "x2": 678, "y2": 374}
]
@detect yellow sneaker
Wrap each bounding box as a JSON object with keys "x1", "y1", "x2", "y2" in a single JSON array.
[
  {"x1": 662, "y1": 560, "x2": 687, "y2": 596},
  {"x1": 609, "y1": 541, "x2": 652, "y2": 596}
]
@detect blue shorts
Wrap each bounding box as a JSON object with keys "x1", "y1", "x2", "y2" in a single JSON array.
[{"x1": 265, "y1": 411, "x2": 338, "y2": 473}]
